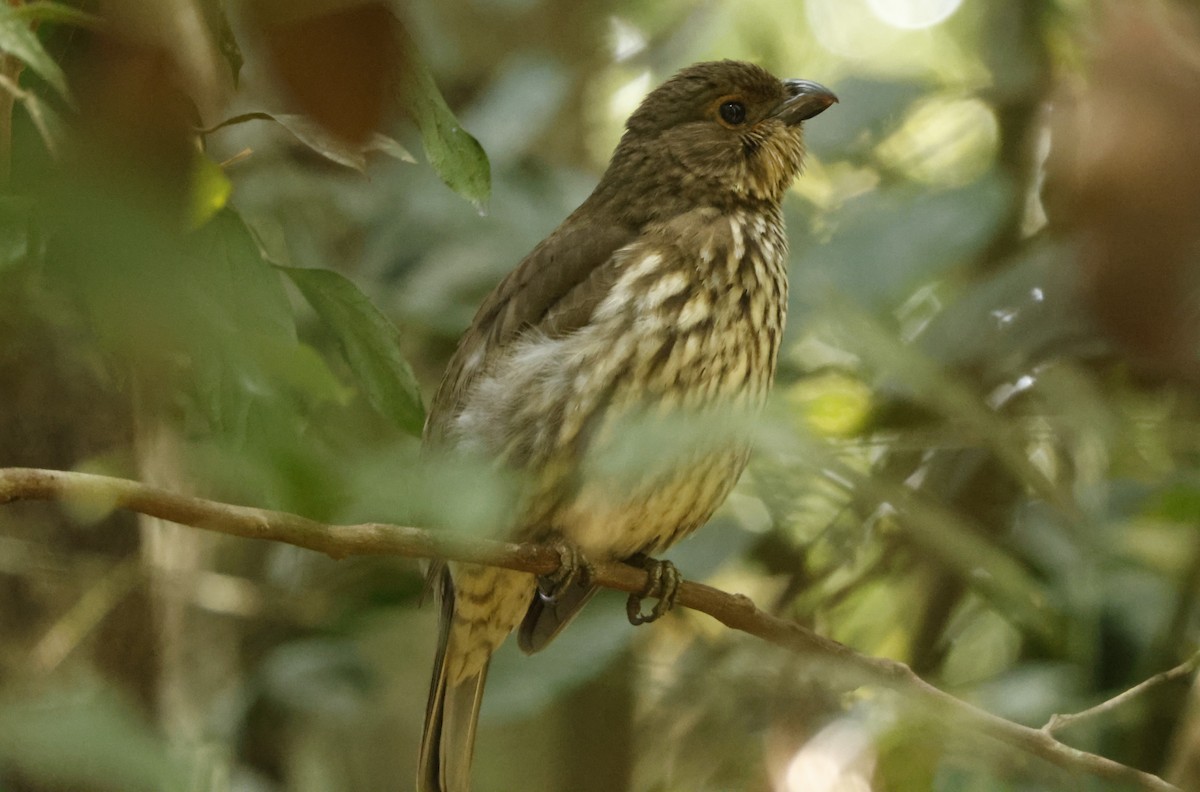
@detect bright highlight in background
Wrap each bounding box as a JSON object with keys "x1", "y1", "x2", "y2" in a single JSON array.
[
  {"x1": 866, "y1": 0, "x2": 963, "y2": 29},
  {"x1": 784, "y1": 720, "x2": 875, "y2": 792}
]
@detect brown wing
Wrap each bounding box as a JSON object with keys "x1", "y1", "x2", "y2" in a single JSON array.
[{"x1": 424, "y1": 215, "x2": 635, "y2": 444}]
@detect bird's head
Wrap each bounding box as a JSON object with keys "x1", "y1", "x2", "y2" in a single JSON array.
[{"x1": 601, "y1": 60, "x2": 836, "y2": 213}]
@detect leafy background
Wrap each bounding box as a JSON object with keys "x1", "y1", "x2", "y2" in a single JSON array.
[{"x1": 2, "y1": 0, "x2": 1200, "y2": 791}]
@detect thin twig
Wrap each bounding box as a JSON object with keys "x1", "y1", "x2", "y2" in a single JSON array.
[
  {"x1": 0, "y1": 466, "x2": 1181, "y2": 792},
  {"x1": 1043, "y1": 651, "x2": 1200, "y2": 735},
  {"x1": 29, "y1": 556, "x2": 142, "y2": 673}
]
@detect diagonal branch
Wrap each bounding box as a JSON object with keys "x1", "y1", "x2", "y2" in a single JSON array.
[
  {"x1": 0, "y1": 466, "x2": 1180, "y2": 792},
  {"x1": 1043, "y1": 651, "x2": 1200, "y2": 736}
]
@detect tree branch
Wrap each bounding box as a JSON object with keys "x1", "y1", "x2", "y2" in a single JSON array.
[
  {"x1": 0, "y1": 466, "x2": 1180, "y2": 792},
  {"x1": 1043, "y1": 651, "x2": 1200, "y2": 736}
]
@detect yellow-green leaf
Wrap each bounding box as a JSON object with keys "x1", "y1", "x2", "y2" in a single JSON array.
[
  {"x1": 189, "y1": 153, "x2": 232, "y2": 229},
  {"x1": 0, "y1": 5, "x2": 70, "y2": 100},
  {"x1": 280, "y1": 265, "x2": 425, "y2": 435}
]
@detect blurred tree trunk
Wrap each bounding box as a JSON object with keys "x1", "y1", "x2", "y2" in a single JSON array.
[
  {"x1": 135, "y1": 413, "x2": 245, "y2": 759},
  {"x1": 0, "y1": 282, "x2": 155, "y2": 790},
  {"x1": 555, "y1": 651, "x2": 634, "y2": 791}
]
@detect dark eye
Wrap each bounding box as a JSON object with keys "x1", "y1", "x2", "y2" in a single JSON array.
[{"x1": 719, "y1": 100, "x2": 746, "y2": 125}]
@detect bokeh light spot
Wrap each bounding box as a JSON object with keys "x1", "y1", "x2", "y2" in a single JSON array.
[
  {"x1": 875, "y1": 96, "x2": 999, "y2": 186},
  {"x1": 866, "y1": 0, "x2": 963, "y2": 29},
  {"x1": 784, "y1": 719, "x2": 876, "y2": 792}
]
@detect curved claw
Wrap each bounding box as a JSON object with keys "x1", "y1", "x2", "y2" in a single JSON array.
[
  {"x1": 625, "y1": 555, "x2": 681, "y2": 626},
  {"x1": 538, "y1": 540, "x2": 594, "y2": 602}
]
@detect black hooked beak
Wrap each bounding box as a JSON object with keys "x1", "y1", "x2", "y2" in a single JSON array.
[{"x1": 772, "y1": 79, "x2": 838, "y2": 125}]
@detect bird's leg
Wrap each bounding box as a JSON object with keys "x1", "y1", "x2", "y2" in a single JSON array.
[
  {"x1": 625, "y1": 553, "x2": 681, "y2": 626},
  {"x1": 537, "y1": 539, "x2": 595, "y2": 602}
]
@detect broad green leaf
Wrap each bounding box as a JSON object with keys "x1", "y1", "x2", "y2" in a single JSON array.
[
  {"x1": 266, "y1": 339, "x2": 346, "y2": 405},
  {"x1": 43, "y1": 176, "x2": 305, "y2": 443},
  {"x1": 940, "y1": 606, "x2": 1021, "y2": 686},
  {"x1": 202, "y1": 111, "x2": 414, "y2": 171},
  {"x1": 0, "y1": 5, "x2": 70, "y2": 100},
  {"x1": 192, "y1": 334, "x2": 345, "y2": 430},
  {"x1": 396, "y1": 27, "x2": 490, "y2": 210},
  {"x1": 280, "y1": 265, "x2": 425, "y2": 435},
  {"x1": 180, "y1": 210, "x2": 308, "y2": 436},
  {"x1": 341, "y1": 446, "x2": 518, "y2": 538},
  {"x1": 197, "y1": 210, "x2": 296, "y2": 341},
  {"x1": 11, "y1": 2, "x2": 102, "y2": 29}
]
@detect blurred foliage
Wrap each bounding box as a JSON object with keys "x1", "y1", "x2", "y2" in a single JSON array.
[{"x1": 2, "y1": 1, "x2": 1200, "y2": 791}]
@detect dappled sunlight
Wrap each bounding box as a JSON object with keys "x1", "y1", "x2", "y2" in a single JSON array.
[
  {"x1": 875, "y1": 96, "x2": 998, "y2": 186},
  {"x1": 866, "y1": 0, "x2": 963, "y2": 30},
  {"x1": 786, "y1": 372, "x2": 873, "y2": 437},
  {"x1": 782, "y1": 719, "x2": 876, "y2": 792},
  {"x1": 5, "y1": 0, "x2": 1200, "y2": 790},
  {"x1": 804, "y1": 0, "x2": 983, "y2": 81}
]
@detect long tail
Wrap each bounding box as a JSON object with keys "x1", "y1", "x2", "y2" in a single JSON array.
[{"x1": 417, "y1": 568, "x2": 489, "y2": 792}]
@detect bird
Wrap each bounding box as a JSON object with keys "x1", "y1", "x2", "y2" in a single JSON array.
[{"x1": 417, "y1": 59, "x2": 836, "y2": 792}]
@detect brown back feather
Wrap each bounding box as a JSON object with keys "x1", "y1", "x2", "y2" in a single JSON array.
[{"x1": 424, "y1": 212, "x2": 635, "y2": 444}]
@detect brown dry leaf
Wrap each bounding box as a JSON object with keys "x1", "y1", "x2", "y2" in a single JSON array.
[
  {"x1": 247, "y1": 0, "x2": 398, "y2": 145},
  {"x1": 1050, "y1": 1, "x2": 1200, "y2": 375},
  {"x1": 70, "y1": 34, "x2": 200, "y2": 213}
]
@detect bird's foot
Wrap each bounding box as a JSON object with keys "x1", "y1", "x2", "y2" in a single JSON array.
[
  {"x1": 537, "y1": 540, "x2": 594, "y2": 602},
  {"x1": 625, "y1": 554, "x2": 681, "y2": 626}
]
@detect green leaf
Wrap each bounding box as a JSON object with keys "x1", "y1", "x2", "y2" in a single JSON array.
[
  {"x1": 396, "y1": 27, "x2": 490, "y2": 210},
  {"x1": 0, "y1": 680, "x2": 186, "y2": 791},
  {"x1": 176, "y1": 210, "x2": 312, "y2": 436},
  {"x1": 0, "y1": 196, "x2": 33, "y2": 272},
  {"x1": 198, "y1": 0, "x2": 243, "y2": 85},
  {"x1": 20, "y1": 84, "x2": 67, "y2": 155},
  {"x1": 1148, "y1": 482, "x2": 1200, "y2": 524},
  {"x1": 201, "y1": 111, "x2": 414, "y2": 172},
  {"x1": 875, "y1": 718, "x2": 943, "y2": 792},
  {"x1": 11, "y1": 2, "x2": 102, "y2": 29},
  {"x1": 272, "y1": 340, "x2": 346, "y2": 404},
  {"x1": 280, "y1": 265, "x2": 425, "y2": 435},
  {"x1": 0, "y1": 5, "x2": 70, "y2": 100},
  {"x1": 198, "y1": 210, "x2": 297, "y2": 341},
  {"x1": 189, "y1": 152, "x2": 233, "y2": 229}
]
